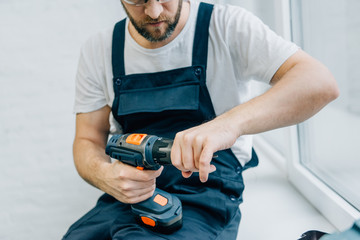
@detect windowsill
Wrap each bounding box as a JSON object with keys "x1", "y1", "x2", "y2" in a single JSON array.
[{"x1": 236, "y1": 137, "x2": 336, "y2": 240}]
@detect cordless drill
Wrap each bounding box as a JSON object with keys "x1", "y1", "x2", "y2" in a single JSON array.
[{"x1": 105, "y1": 133, "x2": 182, "y2": 234}]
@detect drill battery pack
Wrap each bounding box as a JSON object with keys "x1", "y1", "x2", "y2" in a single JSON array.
[{"x1": 131, "y1": 188, "x2": 183, "y2": 234}]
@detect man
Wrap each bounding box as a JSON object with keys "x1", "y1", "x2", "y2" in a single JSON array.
[{"x1": 63, "y1": 0, "x2": 339, "y2": 239}]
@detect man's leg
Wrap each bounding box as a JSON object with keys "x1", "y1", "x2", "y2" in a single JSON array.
[
  {"x1": 63, "y1": 195, "x2": 241, "y2": 240},
  {"x1": 62, "y1": 194, "x2": 125, "y2": 240},
  {"x1": 111, "y1": 205, "x2": 241, "y2": 240}
]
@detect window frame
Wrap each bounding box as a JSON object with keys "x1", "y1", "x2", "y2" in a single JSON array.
[
  {"x1": 214, "y1": 0, "x2": 360, "y2": 230},
  {"x1": 286, "y1": 0, "x2": 360, "y2": 230}
]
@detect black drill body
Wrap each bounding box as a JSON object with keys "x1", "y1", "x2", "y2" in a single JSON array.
[{"x1": 105, "y1": 133, "x2": 182, "y2": 234}]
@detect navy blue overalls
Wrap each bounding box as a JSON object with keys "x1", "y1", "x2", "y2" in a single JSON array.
[{"x1": 63, "y1": 3, "x2": 258, "y2": 240}]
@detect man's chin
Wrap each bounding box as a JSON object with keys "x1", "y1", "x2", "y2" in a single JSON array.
[
  {"x1": 144, "y1": 34, "x2": 169, "y2": 42},
  {"x1": 140, "y1": 28, "x2": 172, "y2": 42}
]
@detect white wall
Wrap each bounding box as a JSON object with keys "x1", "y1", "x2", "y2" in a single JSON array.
[
  {"x1": 0, "y1": 1, "x2": 124, "y2": 239},
  {"x1": 0, "y1": 0, "x2": 292, "y2": 239},
  {"x1": 222, "y1": 0, "x2": 294, "y2": 168}
]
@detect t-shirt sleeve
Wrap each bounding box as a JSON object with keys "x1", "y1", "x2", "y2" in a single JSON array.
[
  {"x1": 73, "y1": 36, "x2": 108, "y2": 114},
  {"x1": 213, "y1": 5, "x2": 299, "y2": 84}
]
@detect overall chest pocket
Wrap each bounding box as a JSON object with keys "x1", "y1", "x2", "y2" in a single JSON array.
[
  {"x1": 114, "y1": 66, "x2": 204, "y2": 116},
  {"x1": 117, "y1": 82, "x2": 200, "y2": 115}
]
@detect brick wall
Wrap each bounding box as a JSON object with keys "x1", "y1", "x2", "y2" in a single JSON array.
[{"x1": 0, "y1": 1, "x2": 124, "y2": 239}]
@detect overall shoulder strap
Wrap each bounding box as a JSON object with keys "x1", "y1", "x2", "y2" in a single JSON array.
[
  {"x1": 112, "y1": 19, "x2": 126, "y2": 78},
  {"x1": 192, "y1": 2, "x2": 214, "y2": 68}
]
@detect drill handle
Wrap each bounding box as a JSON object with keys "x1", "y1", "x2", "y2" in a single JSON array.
[{"x1": 106, "y1": 146, "x2": 143, "y2": 167}]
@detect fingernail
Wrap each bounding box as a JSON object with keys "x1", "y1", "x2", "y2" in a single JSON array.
[{"x1": 200, "y1": 177, "x2": 207, "y2": 183}]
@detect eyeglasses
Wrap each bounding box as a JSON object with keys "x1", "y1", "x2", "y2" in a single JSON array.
[{"x1": 123, "y1": 0, "x2": 173, "y2": 7}]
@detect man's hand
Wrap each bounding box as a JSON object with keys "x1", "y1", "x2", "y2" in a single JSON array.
[
  {"x1": 170, "y1": 50, "x2": 339, "y2": 184},
  {"x1": 100, "y1": 162, "x2": 163, "y2": 204},
  {"x1": 171, "y1": 116, "x2": 238, "y2": 183},
  {"x1": 73, "y1": 106, "x2": 163, "y2": 204}
]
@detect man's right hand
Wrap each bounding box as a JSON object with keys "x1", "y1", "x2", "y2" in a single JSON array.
[
  {"x1": 100, "y1": 161, "x2": 163, "y2": 204},
  {"x1": 73, "y1": 106, "x2": 163, "y2": 205}
]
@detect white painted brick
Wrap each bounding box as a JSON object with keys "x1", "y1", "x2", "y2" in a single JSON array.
[{"x1": 0, "y1": 1, "x2": 125, "y2": 239}]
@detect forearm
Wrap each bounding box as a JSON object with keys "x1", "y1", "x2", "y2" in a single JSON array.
[
  {"x1": 73, "y1": 137, "x2": 110, "y2": 190},
  {"x1": 223, "y1": 52, "x2": 339, "y2": 137},
  {"x1": 72, "y1": 107, "x2": 112, "y2": 192}
]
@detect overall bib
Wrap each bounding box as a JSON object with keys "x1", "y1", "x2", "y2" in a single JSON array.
[{"x1": 63, "y1": 3, "x2": 258, "y2": 240}]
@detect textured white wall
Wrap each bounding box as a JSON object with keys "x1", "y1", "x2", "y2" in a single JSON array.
[
  {"x1": 0, "y1": 1, "x2": 280, "y2": 239},
  {"x1": 0, "y1": 1, "x2": 124, "y2": 239}
]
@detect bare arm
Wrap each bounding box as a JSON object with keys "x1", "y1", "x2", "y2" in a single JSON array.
[
  {"x1": 216, "y1": 50, "x2": 339, "y2": 136},
  {"x1": 171, "y1": 50, "x2": 339, "y2": 182},
  {"x1": 73, "y1": 106, "x2": 163, "y2": 203}
]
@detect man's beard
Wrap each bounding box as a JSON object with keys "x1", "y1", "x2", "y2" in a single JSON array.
[{"x1": 123, "y1": 0, "x2": 183, "y2": 42}]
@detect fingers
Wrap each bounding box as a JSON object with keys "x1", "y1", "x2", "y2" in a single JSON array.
[
  {"x1": 119, "y1": 180, "x2": 156, "y2": 204},
  {"x1": 171, "y1": 136, "x2": 184, "y2": 171},
  {"x1": 109, "y1": 181, "x2": 156, "y2": 204},
  {"x1": 120, "y1": 164, "x2": 164, "y2": 182},
  {"x1": 107, "y1": 162, "x2": 163, "y2": 204},
  {"x1": 181, "y1": 171, "x2": 193, "y2": 178},
  {"x1": 199, "y1": 147, "x2": 217, "y2": 182},
  {"x1": 192, "y1": 135, "x2": 204, "y2": 170},
  {"x1": 171, "y1": 132, "x2": 192, "y2": 173},
  {"x1": 171, "y1": 130, "x2": 217, "y2": 182}
]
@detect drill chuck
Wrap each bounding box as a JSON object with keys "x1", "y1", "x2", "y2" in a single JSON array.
[{"x1": 151, "y1": 137, "x2": 173, "y2": 165}]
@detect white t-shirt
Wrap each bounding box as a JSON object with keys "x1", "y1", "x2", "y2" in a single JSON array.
[{"x1": 73, "y1": 0, "x2": 299, "y2": 167}]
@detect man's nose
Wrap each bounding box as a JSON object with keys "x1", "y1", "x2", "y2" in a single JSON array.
[{"x1": 144, "y1": 0, "x2": 164, "y2": 19}]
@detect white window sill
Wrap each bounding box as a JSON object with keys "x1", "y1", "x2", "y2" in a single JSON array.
[{"x1": 237, "y1": 138, "x2": 336, "y2": 240}]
